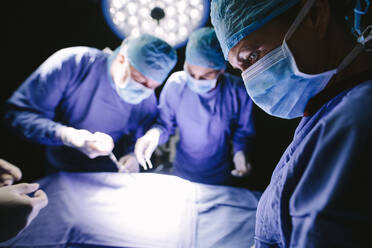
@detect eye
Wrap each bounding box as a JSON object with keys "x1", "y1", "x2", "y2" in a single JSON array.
[
  {"x1": 248, "y1": 51, "x2": 260, "y2": 64},
  {"x1": 237, "y1": 49, "x2": 260, "y2": 71}
]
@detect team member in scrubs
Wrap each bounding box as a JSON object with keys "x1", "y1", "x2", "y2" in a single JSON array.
[
  {"x1": 4, "y1": 34, "x2": 177, "y2": 173},
  {"x1": 135, "y1": 28, "x2": 256, "y2": 186},
  {"x1": 211, "y1": 0, "x2": 372, "y2": 246}
]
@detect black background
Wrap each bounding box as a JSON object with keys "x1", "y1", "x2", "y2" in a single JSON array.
[{"x1": 2, "y1": 0, "x2": 299, "y2": 190}]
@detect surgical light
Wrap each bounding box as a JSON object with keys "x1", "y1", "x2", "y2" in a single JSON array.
[{"x1": 102, "y1": 0, "x2": 210, "y2": 48}]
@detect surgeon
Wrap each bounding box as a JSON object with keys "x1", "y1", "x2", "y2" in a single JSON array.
[
  {"x1": 0, "y1": 158, "x2": 48, "y2": 242},
  {"x1": 4, "y1": 34, "x2": 177, "y2": 173},
  {"x1": 211, "y1": 0, "x2": 372, "y2": 246},
  {"x1": 135, "y1": 27, "x2": 255, "y2": 186}
]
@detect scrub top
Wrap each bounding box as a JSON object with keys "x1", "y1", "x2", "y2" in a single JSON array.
[
  {"x1": 154, "y1": 71, "x2": 255, "y2": 185},
  {"x1": 4, "y1": 47, "x2": 157, "y2": 172},
  {"x1": 254, "y1": 80, "x2": 372, "y2": 247}
]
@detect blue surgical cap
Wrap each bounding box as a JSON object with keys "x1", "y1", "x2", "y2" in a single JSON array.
[
  {"x1": 185, "y1": 27, "x2": 226, "y2": 70},
  {"x1": 124, "y1": 34, "x2": 177, "y2": 83},
  {"x1": 211, "y1": 0, "x2": 301, "y2": 59}
]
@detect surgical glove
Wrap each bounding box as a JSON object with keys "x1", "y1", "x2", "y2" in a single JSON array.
[
  {"x1": 57, "y1": 126, "x2": 114, "y2": 159},
  {"x1": 0, "y1": 159, "x2": 22, "y2": 187},
  {"x1": 119, "y1": 153, "x2": 140, "y2": 173},
  {"x1": 231, "y1": 151, "x2": 252, "y2": 178},
  {"x1": 134, "y1": 128, "x2": 161, "y2": 170},
  {"x1": 0, "y1": 183, "x2": 48, "y2": 242}
]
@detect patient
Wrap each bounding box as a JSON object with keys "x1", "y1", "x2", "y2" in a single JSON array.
[{"x1": 0, "y1": 158, "x2": 48, "y2": 242}]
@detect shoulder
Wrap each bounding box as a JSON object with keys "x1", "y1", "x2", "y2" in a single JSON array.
[
  {"x1": 221, "y1": 72, "x2": 243, "y2": 84},
  {"x1": 220, "y1": 72, "x2": 245, "y2": 91},
  {"x1": 166, "y1": 71, "x2": 187, "y2": 86},
  {"x1": 46, "y1": 47, "x2": 104, "y2": 67},
  {"x1": 220, "y1": 72, "x2": 251, "y2": 100},
  {"x1": 162, "y1": 71, "x2": 188, "y2": 94},
  {"x1": 324, "y1": 80, "x2": 372, "y2": 133}
]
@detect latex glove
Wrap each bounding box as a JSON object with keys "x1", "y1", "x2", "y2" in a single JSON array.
[
  {"x1": 0, "y1": 159, "x2": 22, "y2": 187},
  {"x1": 0, "y1": 183, "x2": 48, "y2": 242},
  {"x1": 231, "y1": 151, "x2": 252, "y2": 178},
  {"x1": 118, "y1": 153, "x2": 140, "y2": 173},
  {"x1": 57, "y1": 126, "x2": 114, "y2": 159},
  {"x1": 134, "y1": 128, "x2": 161, "y2": 170}
]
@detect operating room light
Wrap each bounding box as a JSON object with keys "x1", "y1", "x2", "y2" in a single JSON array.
[{"x1": 102, "y1": 0, "x2": 210, "y2": 48}]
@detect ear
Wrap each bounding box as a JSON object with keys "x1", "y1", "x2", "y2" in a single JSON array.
[{"x1": 302, "y1": 0, "x2": 330, "y2": 40}]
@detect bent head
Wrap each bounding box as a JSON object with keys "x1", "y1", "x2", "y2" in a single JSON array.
[
  {"x1": 109, "y1": 34, "x2": 177, "y2": 104},
  {"x1": 111, "y1": 51, "x2": 161, "y2": 90},
  {"x1": 184, "y1": 27, "x2": 225, "y2": 93},
  {"x1": 213, "y1": 0, "x2": 369, "y2": 74},
  {"x1": 211, "y1": 0, "x2": 371, "y2": 118}
]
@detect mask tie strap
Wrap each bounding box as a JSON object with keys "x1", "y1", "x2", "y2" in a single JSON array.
[
  {"x1": 285, "y1": 0, "x2": 316, "y2": 41},
  {"x1": 337, "y1": 25, "x2": 372, "y2": 73}
]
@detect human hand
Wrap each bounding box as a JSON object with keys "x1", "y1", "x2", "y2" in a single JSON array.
[
  {"x1": 57, "y1": 126, "x2": 114, "y2": 158},
  {"x1": 0, "y1": 183, "x2": 48, "y2": 242},
  {"x1": 0, "y1": 159, "x2": 22, "y2": 187},
  {"x1": 231, "y1": 151, "x2": 252, "y2": 178},
  {"x1": 134, "y1": 128, "x2": 161, "y2": 170},
  {"x1": 118, "y1": 153, "x2": 140, "y2": 173}
]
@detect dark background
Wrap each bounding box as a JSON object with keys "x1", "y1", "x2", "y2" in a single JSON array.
[{"x1": 2, "y1": 0, "x2": 300, "y2": 190}]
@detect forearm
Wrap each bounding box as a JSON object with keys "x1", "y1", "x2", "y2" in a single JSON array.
[{"x1": 4, "y1": 109, "x2": 64, "y2": 146}]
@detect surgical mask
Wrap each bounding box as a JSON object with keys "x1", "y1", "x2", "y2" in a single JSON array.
[
  {"x1": 108, "y1": 50, "x2": 153, "y2": 105},
  {"x1": 113, "y1": 77, "x2": 153, "y2": 105},
  {"x1": 185, "y1": 70, "x2": 218, "y2": 94},
  {"x1": 241, "y1": 0, "x2": 369, "y2": 119}
]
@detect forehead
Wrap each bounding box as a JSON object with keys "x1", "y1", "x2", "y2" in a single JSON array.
[{"x1": 129, "y1": 63, "x2": 160, "y2": 85}]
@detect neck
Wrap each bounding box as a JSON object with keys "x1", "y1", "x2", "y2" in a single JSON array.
[
  {"x1": 326, "y1": 25, "x2": 372, "y2": 85},
  {"x1": 332, "y1": 50, "x2": 372, "y2": 84}
]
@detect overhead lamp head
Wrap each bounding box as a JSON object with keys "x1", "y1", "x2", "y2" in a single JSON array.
[{"x1": 102, "y1": 0, "x2": 210, "y2": 48}]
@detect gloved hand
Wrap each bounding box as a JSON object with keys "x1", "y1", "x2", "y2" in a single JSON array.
[
  {"x1": 0, "y1": 183, "x2": 48, "y2": 242},
  {"x1": 56, "y1": 126, "x2": 114, "y2": 159},
  {"x1": 231, "y1": 151, "x2": 252, "y2": 178},
  {"x1": 118, "y1": 153, "x2": 140, "y2": 173},
  {"x1": 134, "y1": 128, "x2": 161, "y2": 170},
  {"x1": 0, "y1": 159, "x2": 22, "y2": 187}
]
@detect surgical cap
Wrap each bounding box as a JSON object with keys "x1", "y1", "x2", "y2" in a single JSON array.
[
  {"x1": 185, "y1": 27, "x2": 226, "y2": 70},
  {"x1": 211, "y1": 0, "x2": 301, "y2": 59},
  {"x1": 123, "y1": 34, "x2": 177, "y2": 83}
]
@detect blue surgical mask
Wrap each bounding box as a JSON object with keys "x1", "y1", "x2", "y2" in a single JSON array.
[
  {"x1": 185, "y1": 70, "x2": 218, "y2": 94},
  {"x1": 241, "y1": 42, "x2": 336, "y2": 119},
  {"x1": 113, "y1": 77, "x2": 153, "y2": 105},
  {"x1": 241, "y1": 0, "x2": 365, "y2": 119},
  {"x1": 108, "y1": 49, "x2": 153, "y2": 105}
]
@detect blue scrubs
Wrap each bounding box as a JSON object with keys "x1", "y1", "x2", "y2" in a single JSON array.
[
  {"x1": 154, "y1": 71, "x2": 255, "y2": 185},
  {"x1": 254, "y1": 80, "x2": 372, "y2": 247},
  {"x1": 4, "y1": 47, "x2": 157, "y2": 172}
]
